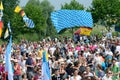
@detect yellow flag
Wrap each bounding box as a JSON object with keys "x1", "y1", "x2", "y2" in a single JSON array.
[
  {"x1": 14, "y1": 6, "x2": 21, "y2": 13},
  {"x1": 46, "y1": 52, "x2": 48, "y2": 62},
  {"x1": 0, "y1": 2, "x2": 3, "y2": 10}
]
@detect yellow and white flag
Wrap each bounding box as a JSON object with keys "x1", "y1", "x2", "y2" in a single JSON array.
[{"x1": 4, "y1": 28, "x2": 9, "y2": 39}]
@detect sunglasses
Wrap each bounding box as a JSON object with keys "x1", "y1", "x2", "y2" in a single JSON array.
[{"x1": 108, "y1": 72, "x2": 112, "y2": 74}]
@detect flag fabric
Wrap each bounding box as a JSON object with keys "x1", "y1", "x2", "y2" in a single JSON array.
[
  {"x1": 0, "y1": 21, "x2": 3, "y2": 38},
  {"x1": 80, "y1": 27, "x2": 92, "y2": 36},
  {"x1": 14, "y1": 6, "x2": 35, "y2": 28},
  {"x1": 4, "y1": 28, "x2": 9, "y2": 39},
  {"x1": 5, "y1": 35, "x2": 13, "y2": 80},
  {"x1": 42, "y1": 51, "x2": 51, "y2": 80},
  {"x1": 14, "y1": 6, "x2": 21, "y2": 13},
  {"x1": 51, "y1": 10, "x2": 93, "y2": 33},
  {"x1": 0, "y1": 1, "x2": 3, "y2": 20},
  {"x1": 23, "y1": 15, "x2": 35, "y2": 28},
  {"x1": 0, "y1": 2, "x2": 3, "y2": 38},
  {"x1": 0, "y1": 2, "x2": 3, "y2": 10},
  {"x1": 8, "y1": 21, "x2": 12, "y2": 33}
]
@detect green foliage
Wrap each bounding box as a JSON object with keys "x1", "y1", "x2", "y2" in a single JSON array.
[
  {"x1": 11, "y1": 0, "x2": 56, "y2": 40},
  {"x1": 61, "y1": 0, "x2": 84, "y2": 10},
  {"x1": 0, "y1": 0, "x2": 19, "y2": 39},
  {"x1": 25, "y1": 0, "x2": 46, "y2": 33},
  {"x1": 11, "y1": 0, "x2": 47, "y2": 40},
  {"x1": 40, "y1": 0, "x2": 56, "y2": 37},
  {"x1": 90, "y1": 0, "x2": 120, "y2": 24},
  {"x1": 2, "y1": 0, "x2": 19, "y2": 26}
]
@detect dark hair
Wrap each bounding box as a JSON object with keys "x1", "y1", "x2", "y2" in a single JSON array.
[{"x1": 74, "y1": 61, "x2": 79, "y2": 67}]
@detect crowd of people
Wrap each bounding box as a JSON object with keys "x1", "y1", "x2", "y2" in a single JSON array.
[{"x1": 0, "y1": 34, "x2": 120, "y2": 80}]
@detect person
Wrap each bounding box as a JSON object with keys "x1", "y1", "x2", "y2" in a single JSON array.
[
  {"x1": 102, "y1": 71, "x2": 112, "y2": 80},
  {"x1": 33, "y1": 68, "x2": 42, "y2": 80},
  {"x1": 22, "y1": 73, "x2": 28, "y2": 80},
  {"x1": 110, "y1": 59, "x2": 120, "y2": 80},
  {"x1": 13, "y1": 59, "x2": 22, "y2": 80},
  {"x1": 59, "y1": 62, "x2": 66, "y2": 79},
  {"x1": 52, "y1": 69, "x2": 61, "y2": 80},
  {"x1": 26, "y1": 52, "x2": 34, "y2": 80},
  {"x1": 70, "y1": 69, "x2": 81, "y2": 80}
]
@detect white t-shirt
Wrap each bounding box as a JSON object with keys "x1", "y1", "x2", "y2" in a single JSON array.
[
  {"x1": 105, "y1": 50, "x2": 113, "y2": 56},
  {"x1": 84, "y1": 52, "x2": 91, "y2": 58},
  {"x1": 102, "y1": 75, "x2": 112, "y2": 80},
  {"x1": 116, "y1": 45, "x2": 120, "y2": 54},
  {"x1": 70, "y1": 75, "x2": 81, "y2": 80}
]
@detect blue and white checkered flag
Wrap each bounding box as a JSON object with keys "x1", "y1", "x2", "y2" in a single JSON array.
[
  {"x1": 23, "y1": 15, "x2": 35, "y2": 28},
  {"x1": 51, "y1": 10, "x2": 93, "y2": 33}
]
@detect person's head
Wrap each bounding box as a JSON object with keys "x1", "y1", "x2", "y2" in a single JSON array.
[
  {"x1": 74, "y1": 61, "x2": 79, "y2": 67},
  {"x1": 73, "y1": 69, "x2": 78, "y2": 76},
  {"x1": 60, "y1": 62, "x2": 65, "y2": 68},
  {"x1": 112, "y1": 58, "x2": 117, "y2": 65},
  {"x1": 54, "y1": 69, "x2": 59, "y2": 76},
  {"x1": 37, "y1": 68, "x2": 42, "y2": 75},
  {"x1": 14, "y1": 59, "x2": 18, "y2": 65},
  {"x1": 82, "y1": 71, "x2": 87, "y2": 78},
  {"x1": 106, "y1": 71, "x2": 112, "y2": 77},
  {"x1": 28, "y1": 52, "x2": 32, "y2": 58},
  {"x1": 86, "y1": 66, "x2": 91, "y2": 73},
  {"x1": 97, "y1": 64, "x2": 103, "y2": 70}
]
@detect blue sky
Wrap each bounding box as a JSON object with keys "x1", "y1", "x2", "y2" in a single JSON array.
[{"x1": 20, "y1": 0, "x2": 92, "y2": 10}]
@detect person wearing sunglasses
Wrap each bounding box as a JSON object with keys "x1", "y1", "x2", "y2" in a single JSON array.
[{"x1": 102, "y1": 71, "x2": 112, "y2": 80}]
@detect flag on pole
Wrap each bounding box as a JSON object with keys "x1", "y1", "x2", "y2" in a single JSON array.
[
  {"x1": 42, "y1": 51, "x2": 51, "y2": 80},
  {"x1": 0, "y1": 21, "x2": 3, "y2": 38},
  {"x1": 14, "y1": 6, "x2": 35, "y2": 28},
  {"x1": 4, "y1": 22, "x2": 12, "y2": 39},
  {"x1": 5, "y1": 35, "x2": 13, "y2": 80},
  {"x1": 0, "y1": 2, "x2": 3, "y2": 38},
  {"x1": 0, "y1": 2, "x2": 3, "y2": 21}
]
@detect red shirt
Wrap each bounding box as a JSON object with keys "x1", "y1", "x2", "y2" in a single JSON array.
[{"x1": 14, "y1": 65, "x2": 21, "y2": 75}]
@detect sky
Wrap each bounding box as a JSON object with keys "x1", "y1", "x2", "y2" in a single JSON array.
[{"x1": 19, "y1": 0, "x2": 92, "y2": 10}]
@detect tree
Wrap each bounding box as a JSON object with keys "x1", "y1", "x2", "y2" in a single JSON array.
[
  {"x1": 2, "y1": 0, "x2": 19, "y2": 26},
  {"x1": 1, "y1": 0, "x2": 19, "y2": 39},
  {"x1": 24, "y1": 0, "x2": 47, "y2": 39},
  {"x1": 90, "y1": 0, "x2": 120, "y2": 30},
  {"x1": 40, "y1": 0, "x2": 56, "y2": 37},
  {"x1": 11, "y1": 0, "x2": 46, "y2": 40},
  {"x1": 61, "y1": 0, "x2": 84, "y2": 10}
]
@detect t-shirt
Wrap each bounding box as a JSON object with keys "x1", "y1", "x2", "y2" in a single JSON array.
[
  {"x1": 70, "y1": 75, "x2": 81, "y2": 80},
  {"x1": 38, "y1": 50, "x2": 43, "y2": 59},
  {"x1": 26, "y1": 57, "x2": 34, "y2": 72},
  {"x1": 102, "y1": 75, "x2": 112, "y2": 80}
]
